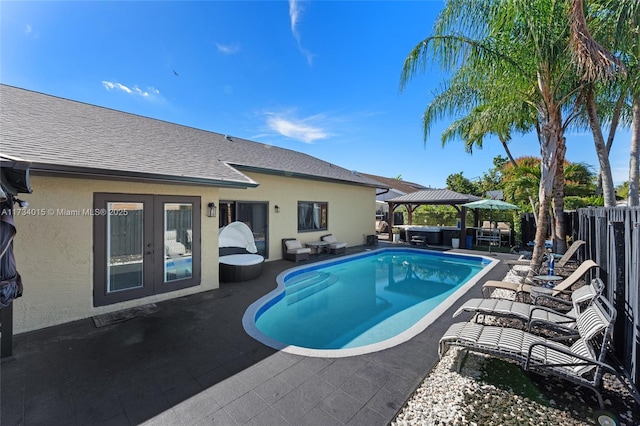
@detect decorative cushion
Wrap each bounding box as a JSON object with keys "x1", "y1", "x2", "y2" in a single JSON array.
[
  {"x1": 288, "y1": 247, "x2": 311, "y2": 254},
  {"x1": 219, "y1": 254, "x2": 264, "y2": 266},
  {"x1": 323, "y1": 235, "x2": 338, "y2": 243},
  {"x1": 165, "y1": 241, "x2": 186, "y2": 256},
  {"x1": 285, "y1": 240, "x2": 302, "y2": 250}
]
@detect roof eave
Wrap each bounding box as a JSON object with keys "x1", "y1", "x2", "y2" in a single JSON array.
[
  {"x1": 28, "y1": 163, "x2": 258, "y2": 189},
  {"x1": 230, "y1": 164, "x2": 382, "y2": 189}
]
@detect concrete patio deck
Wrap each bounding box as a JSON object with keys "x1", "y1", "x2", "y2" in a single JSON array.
[{"x1": 0, "y1": 243, "x2": 513, "y2": 425}]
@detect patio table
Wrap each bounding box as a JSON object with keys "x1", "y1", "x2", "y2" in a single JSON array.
[{"x1": 305, "y1": 241, "x2": 330, "y2": 255}]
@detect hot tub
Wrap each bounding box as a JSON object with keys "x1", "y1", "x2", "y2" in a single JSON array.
[{"x1": 406, "y1": 226, "x2": 443, "y2": 245}]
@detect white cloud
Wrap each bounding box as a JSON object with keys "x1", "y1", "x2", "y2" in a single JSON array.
[
  {"x1": 102, "y1": 81, "x2": 161, "y2": 99},
  {"x1": 265, "y1": 111, "x2": 330, "y2": 143},
  {"x1": 216, "y1": 42, "x2": 240, "y2": 55},
  {"x1": 289, "y1": 0, "x2": 315, "y2": 65},
  {"x1": 24, "y1": 24, "x2": 39, "y2": 38}
]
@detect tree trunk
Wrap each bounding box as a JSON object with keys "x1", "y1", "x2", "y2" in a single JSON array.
[
  {"x1": 585, "y1": 85, "x2": 616, "y2": 206},
  {"x1": 594, "y1": 91, "x2": 624, "y2": 197},
  {"x1": 630, "y1": 95, "x2": 640, "y2": 206},
  {"x1": 529, "y1": 107, "x2": 561, "y2": 272},
  {"x1": 499, "y1": 134, "x2": 518, "y2": 167},
  {"x1": 553, "y1": 139, "x2": 567, "y2": 253}
]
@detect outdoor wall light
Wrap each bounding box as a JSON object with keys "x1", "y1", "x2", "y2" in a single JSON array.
[
  {"x1": 274, "y1": 205, "x2": 280, "y2": 213},
  {"x1": 207, "y1": 202, "x2": 217, "y2": 218}
]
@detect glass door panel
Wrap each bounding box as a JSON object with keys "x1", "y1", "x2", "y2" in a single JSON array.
[
  {"x1": 107, "y1": 202, "x2": 144, "y2": 293},
  {"x1": 237, "y1": 202, "x2": 268, "y2": 258},
  {"x1": 163, "y1": 202, "x2": 193, "y2": 283}
]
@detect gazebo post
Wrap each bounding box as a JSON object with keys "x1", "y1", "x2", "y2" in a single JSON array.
[
  {"x1": 387, "y1": 201, "x2": 394, "y2": 228},
  {"x1": 460, "y1": 206, "x2": 467, "y2": 249}
]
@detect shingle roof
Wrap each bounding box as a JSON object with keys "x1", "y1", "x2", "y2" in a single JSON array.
[
  {"x1": 386, "y1": 188, "x2": 481, "y2": 205},
  {"x1": 359, "y1": 173, "x2": 426, "y2": 194},
  {"x1": 0, "y1": 85, "x2": 381, "y2": 188}
]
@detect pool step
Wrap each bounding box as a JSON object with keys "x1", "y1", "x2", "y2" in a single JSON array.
[{"x1": 285, "y1": 272, "x2": 339, "y2": 305}]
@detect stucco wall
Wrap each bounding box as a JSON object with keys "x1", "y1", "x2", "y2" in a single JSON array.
[
  {"x1": 220, "y1": 172, "x2": 377, "y2": 259},
  {"x1": 10, "y1": 172, "x2": 376, "y2": 333},
  {"x1": 11, "y1": 175, "x2": 220, "y2": 333}
]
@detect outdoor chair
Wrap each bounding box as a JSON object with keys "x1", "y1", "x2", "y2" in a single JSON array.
[
  {"x1": 497, "y1": 222, "x2": 511, "y2": 246},
  {"x1": 321, "y1": 234, "x2": 347, "y2": 254},
  {"x1": 439, "y1": 296, "x2": 621, "y2": 409},
  {"x1": 165, "y1": 229, "x2": 186, "y2": 257},
  {"x1": 482, "y1": 259, "x2": 599, "y2": 300},
  {"x1": 454, "y1": 278, "x2": 604, "y2": 335},
  {"x1": 282, "y1": 238, "x2": 311, "y2": 262},
  {"x1": 507, "y1": 240, "x2": 586, "y2": 276},
  {"x1": 218, "y1": 222, "x2": 265, "y2": 282}
]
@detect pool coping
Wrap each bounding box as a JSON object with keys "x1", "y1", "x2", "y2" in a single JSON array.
[{"x1": 242, "y1": 247, "x2": 500, "y2": 358}]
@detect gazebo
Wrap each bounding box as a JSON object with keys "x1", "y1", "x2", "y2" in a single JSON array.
[{"x1": 386, "y1": 189, "x2": 481, "y2": 249}]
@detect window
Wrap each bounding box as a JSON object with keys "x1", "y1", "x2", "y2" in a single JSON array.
[
  {"x1": 298, "y1": 201, "x2": 328, "y2": 232},
  {"x1": 93, "y1": 194, "x2": 201, "y2": 307}
]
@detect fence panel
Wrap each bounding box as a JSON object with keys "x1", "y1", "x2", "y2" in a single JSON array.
[{"x1": 575, "y1": 207, "x2": 640, "y2": 386}]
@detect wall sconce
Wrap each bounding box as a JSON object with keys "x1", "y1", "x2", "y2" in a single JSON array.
[
  {"x1": 207, "y1": 202, "x2": 217, "y2": 218},
  {"x1": 274, "y1": 205, "x2": 280, "y2": 213}
]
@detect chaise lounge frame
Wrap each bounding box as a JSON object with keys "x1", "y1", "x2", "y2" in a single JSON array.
[
  {"x1": 454, "y1": 278, "x2": 604, "y2": 335},
  {"x1": 440, "y1": 296, "x2": 630, "y2": 409}
]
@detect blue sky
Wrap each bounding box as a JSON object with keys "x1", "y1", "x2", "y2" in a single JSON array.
[{"x1": 0, "y1": 1, "x2": 630, "y2": 188}]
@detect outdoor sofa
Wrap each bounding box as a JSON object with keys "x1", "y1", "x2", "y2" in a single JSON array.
[{"x1": 218, "y1": 222, "x2": 265, "y2": 282}]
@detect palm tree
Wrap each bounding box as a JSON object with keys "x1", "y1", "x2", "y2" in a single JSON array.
[
  {"x1": 569, "y1": 0, "x2": 638, "y2": 206},
  {"x1": 400, "y1": 0, "x2": 580, "y2": 266}
]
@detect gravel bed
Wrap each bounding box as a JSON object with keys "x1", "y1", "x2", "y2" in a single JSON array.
[{"x1": 391, "y1": 263, "x2": 640, "y2": 426}]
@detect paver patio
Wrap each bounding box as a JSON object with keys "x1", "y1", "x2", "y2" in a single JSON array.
[{"x1": 0, "y1": 243, "x2": 512, "y2": 425}]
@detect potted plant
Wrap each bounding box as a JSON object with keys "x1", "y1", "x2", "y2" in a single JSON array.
[{"x1": 392, "y1": 227, "x2": 401, "y2": 243}]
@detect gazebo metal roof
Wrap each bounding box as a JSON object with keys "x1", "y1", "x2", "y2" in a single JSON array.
[
  {"x1": 386, "y1": 188, "x2": 481, "y2": 205},
  {"x1": 385, "y1": 189, "x2": 482, "y2": 249}
]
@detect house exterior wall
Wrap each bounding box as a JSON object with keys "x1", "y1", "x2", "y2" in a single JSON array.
[
  {"x1": 10, "y1": 172, "x2": 375, "y2": 333},
  {"x1": 11, "y1": 175, "x2": 220, "y2": 333},
  {"x1": 220, "y1": 172, "x2": 377, "y2": 259}
]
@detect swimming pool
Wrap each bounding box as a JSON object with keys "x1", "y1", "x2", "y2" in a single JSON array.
[{"x1": 242, "y1": 248, "x2": 498, "y2": 357}]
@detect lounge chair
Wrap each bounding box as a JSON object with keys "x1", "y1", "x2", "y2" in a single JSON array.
[
  {"x1": 321, "y1": 234, "x2": 347, "y2": 254},
  {"x1": 454, "y1": 278, "x2": 604, "y2": 334},
  {"x1": 282, "y1": 238, "x2": 311, "y2": 262},
  {"x1": 482, "y1": 259, "x2": 598, "y2": 300},
  {"x1": 439, "y1": 296, "x2": 620, "y2": 409},
  {"x1": 218, "y1": 222, "x2": 265, "y2": 282},
  {"x1": 165, "y1": 229, "x2": 186, "y2": 256},
  {"x1": 507, "y1": 240, "x2": 585, "y2": 275}
]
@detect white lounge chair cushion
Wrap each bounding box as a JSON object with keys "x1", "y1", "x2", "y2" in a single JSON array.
[
  {"x1": 323, "y1": 235, "x2": 338, "y2": 243},
  {"x1": 165, "y1": 241, "x2": 186, "y2": 256},
  {"x1": 219, "y1": 254, "x2": 264, "y2": 266},
  {"x1": 285, "y1": 240, "x2": 302, "y2": 250},
  {"x1": 288, "y1": 247, "x2": 311, "y2": 255},
  {"x1": 329, "y1": 242, "x2": 347, "y2": 249}
]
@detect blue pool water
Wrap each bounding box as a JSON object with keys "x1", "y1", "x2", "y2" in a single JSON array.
[{"x1": 243, "y1": 248, "x2": 496, "y2": 357}]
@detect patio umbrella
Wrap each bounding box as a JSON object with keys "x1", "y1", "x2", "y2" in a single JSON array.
[
  {"x1": 462, "y1": 199, "x2": 519, "y2": 253},
  {"x1": 0, "y1": 196, "x2": 23, "y2": 309}
]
